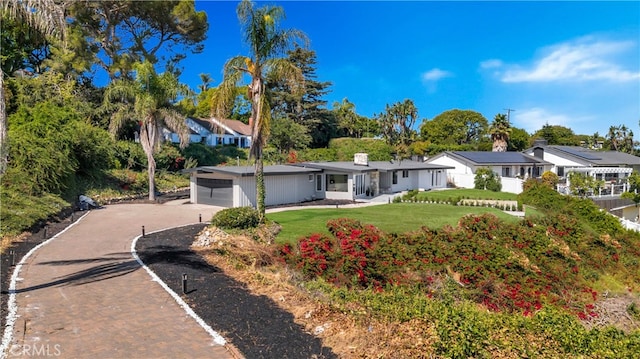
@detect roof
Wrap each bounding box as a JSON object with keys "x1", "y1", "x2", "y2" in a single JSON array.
[
  {"x1": 295, "y1": 160, "x2": 453, "y2": 173},
  {"x1": 536, "y1": 145, "x2": 640, "y2": 166},
  {"x1": 222, "y1": 119, "x2": 252, "y2": 136},
  {"x1": 443, "y1": 151, "x2": 551, "y2": 165},
  {"x1": 187, "y1": 165, "x2": 321, "y2": 177},
  {"x1": 187, "y1": 117, "x2": 252, "y2": 137}
]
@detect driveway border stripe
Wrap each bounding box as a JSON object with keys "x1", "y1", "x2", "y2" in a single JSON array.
[
  {"x1": 1, "y1": 212, "x2": 91, "y2": 358},
  {"x1": 130, "y1": 224, "x2": 227, "y2": 346}
]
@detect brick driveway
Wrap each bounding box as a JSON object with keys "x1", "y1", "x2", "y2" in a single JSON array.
[{"x1": 3, "y1": 202, "x2": 237, "y2": 359}]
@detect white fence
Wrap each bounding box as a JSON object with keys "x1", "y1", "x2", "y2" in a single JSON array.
[
  {"x1": 619, "y1": 217, "x2": 640, "y2": 232},
  {"x1": 448, "y1": 173, "x2": 523, "y2": 194}
]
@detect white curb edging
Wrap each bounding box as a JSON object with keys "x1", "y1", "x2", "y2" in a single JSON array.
[
  {"x1": 130, "y1": 225, "x2": 227, "y2": 346},
  {"x1": 1, "y1": 212, "x2": 91, "y2": 359}
]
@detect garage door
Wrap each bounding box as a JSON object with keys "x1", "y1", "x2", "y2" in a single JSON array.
[{"x1": 196, "y1": 178, "x2": 233, "y2": 207}]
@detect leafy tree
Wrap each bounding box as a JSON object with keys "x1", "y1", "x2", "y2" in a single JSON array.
[
  {"x1": 568, "y1": 172, "x2": 604, "y2": 198},
  {"x1": 68, "y1": 0, "x2": 208, "y2": 80},
  {"x1": 210, "y1": 0, "x2": 307, "y2": 222},
  {"x1": 0, "y1": 0, "x2": 67, "y2": 175},
  {"x1": 420, "y1": 109, "x2": 488, "y2": 146},
  {"x1": 606, "y1": 124, "x2": 635, "y2": 153},
  {"x1": 474, "y1": 167, "x2": 502, "y2": 192},
  {"x1": 332, "y1": 98, "x2": 375, "y2": 139},
  {"x1": 0, "y1": 15, "x2": 50, "y2": 75},
  {"x1": 489, "y1": 113, "x2": 510, "y2": 152},
  {"x1": 376, "y1": 99, "x2": 418, "y2": 150},
  {"x1": 104, "y1": 61, "x2": 190, "y2": 201},
  {"x1": 507, "y1": 127, "x2": 531, "y2": 151},
  {"x1": 269, "y1": 116, "x2": 311, "y2": 154},
  {"x1": 540, "y1": 171, "x2": 559, "y2": 189},
  {"x1": 270, "y1": 47, "x2": 335, "y2": 147},
  {"x1": 531, "y1": 124, "x2": 580, "y2": 146}
]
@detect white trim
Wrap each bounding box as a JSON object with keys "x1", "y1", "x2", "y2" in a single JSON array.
[
  {"x1": 1, "y1": 212, "x2": 90, "y2": 357},
  {"x1": 130, "y1": 226, "x2": 226, "y2": 346}
]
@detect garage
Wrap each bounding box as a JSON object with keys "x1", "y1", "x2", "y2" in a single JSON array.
[{"x1": 196, "y1": 178, "x2": 233, "y2": 207}]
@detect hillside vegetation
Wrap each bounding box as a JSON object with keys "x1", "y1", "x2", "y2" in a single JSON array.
[{"x1": 206, "y1": 181, "x2": 640, "y2": 358}]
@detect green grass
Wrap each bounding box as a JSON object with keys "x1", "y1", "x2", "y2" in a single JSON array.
[
  {"x1": 268, "y1": 203, "x2": 521, "y2": 243},
  {"x1": 414, "y1": 188, "x2": 518, "y2": 201}
]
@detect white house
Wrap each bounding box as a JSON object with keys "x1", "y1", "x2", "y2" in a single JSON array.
[
  {"x1": 426, "y1": 151, "x2": 553, "y2": 194},
  {"x1": 523, "y1": 140, "x2": 640, "y2": 195},
  {"x1": 186, "y1": 154, "x2": 452, "y2": 207},
  {"x1": 164, "y1": 117, "x2": 252, "y2": 148}
]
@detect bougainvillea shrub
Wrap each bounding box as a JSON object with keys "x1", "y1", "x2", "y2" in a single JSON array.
[{"x1": 280, "y1": 212, "x2": 640, "y2": 319}]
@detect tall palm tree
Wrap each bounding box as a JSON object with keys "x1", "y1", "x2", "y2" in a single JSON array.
[
  {"x1": 211, "y1": 0, "x2": 307, "y2": 222},
  {"x1": 104, "y1": 61, "x2": 190, "y2": 201},
  {"x1": 0, "y1": 0, "x2": 67, "y2": 175},
  {"x1": 490, "y1": 113, "x2": 511, "y2": 152}
]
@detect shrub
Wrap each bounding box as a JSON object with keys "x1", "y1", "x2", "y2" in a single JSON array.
[
  {"x1": 474, "y1": 167, "x2": 502, "y2": 192},
  {"x1": 211, "y1": 206, "x2": 260, "y2": 229}
]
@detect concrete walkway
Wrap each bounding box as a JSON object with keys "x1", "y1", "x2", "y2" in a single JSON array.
[{"x1": 2, "y1": 202, "x2": 235, "y2": 359}]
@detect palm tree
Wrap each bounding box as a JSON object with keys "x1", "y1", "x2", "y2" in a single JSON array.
[
  {"x1": 104, "y1": 61, "x2": 190, "y2": 201},
  {"x1": 211, "y1": 0, "x2": 307, "y2": 222},
  {"x1": 490, "y1": 113, "x2": 511, "y2": 152},
  {"x1": 0, "y1": 0, "x2": 67, "y2": 175}
]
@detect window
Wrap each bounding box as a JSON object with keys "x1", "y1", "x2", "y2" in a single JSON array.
[
  {"x1": 392, "y1": 171, "x2": 398, "y2": 185},
  {"x1": 327, "y1": 174, "x2": 348, "y2": 192},
  {"x1": 502, "y1": 167, "x2": 511, "y2": 177},
  {"x1": 308, "y1": 174, "x2": 314, "y2": 182},
  {"x1": 316, "y1": 174, "x2": 322, "y2": 191},
  {"x1": 557, "y1": 166, "x2": 565, "y2": 177},
  {"x1": 402, "y1": 170, "x2": 409, "y2": 178}
]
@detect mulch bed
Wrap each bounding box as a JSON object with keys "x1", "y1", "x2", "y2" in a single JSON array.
[{"x1": 135, "y1": 224, "x2": 337, "y2": 359}]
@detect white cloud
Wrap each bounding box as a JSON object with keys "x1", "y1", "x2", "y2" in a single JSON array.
[
  {"x1": 500, "y1": 37, "x2": 640, "y2": 83},
  {"x1": 512, "y1": 108, "x2": 579, "y2": 134},
  {"x1": 421, "y1": 68, "x2": 453, "y2": 82},
  {"x1": 480, "y1": 59, "x2": 503, "y2": 69}
]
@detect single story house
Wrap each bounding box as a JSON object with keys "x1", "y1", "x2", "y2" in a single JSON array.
[
  {"x1": 523, "y1": 140, "x2": 640, "y2": 195},
  {"x1": 187, "y1": 154, "x2": 452, "y2": 207},
  {"x1": 164, "y1": 117, "x2": 252, "y2": 148},
  {"x1": 425, "y1": 151, "x2": 553, "y2": 194}
]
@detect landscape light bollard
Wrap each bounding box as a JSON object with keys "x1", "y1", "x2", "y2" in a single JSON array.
[
  {"x1": 142, "y1": 226, "x2": 145, "y2": 238},
  {"x1": 10, "y1": 250, "x2": 15, "y2": 266},
  {"x1": 182, "y1": 273, "x2": 188, "y2": 294},
  {"x1": 199, "y1": 214, "x2": 202, "y2": 223},
  {"x1": 43, "y1": 227, "x2": 47, "y2": 239}
]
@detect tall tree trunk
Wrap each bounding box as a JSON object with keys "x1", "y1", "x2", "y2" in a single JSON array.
[
  {"x1": 255, "y1": 156, "x2": 265, "y2": 223},
  {"x1": 0, "y1": 69, "x2": 7, "y2": 175},
  {"x1": 140, "y1": 120, "x2": 157, "y2": 201}
]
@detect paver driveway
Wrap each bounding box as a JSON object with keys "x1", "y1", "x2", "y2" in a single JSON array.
[{"x1": 3, "y1": 202, "x2": 236, "y2": 359}]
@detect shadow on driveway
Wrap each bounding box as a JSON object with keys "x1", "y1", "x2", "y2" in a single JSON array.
[{"x1": 136, "y1": 224, "x2": 337, "y2": 359}]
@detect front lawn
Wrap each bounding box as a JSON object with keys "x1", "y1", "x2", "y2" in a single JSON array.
[
  {"x1": 413, "y1": 188, "x2": 519, "y2": 201},
  {"x1": 267, "y1": 203, "x2": 520, "y2": 243}
]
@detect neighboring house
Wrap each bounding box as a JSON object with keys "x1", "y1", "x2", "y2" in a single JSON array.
[
  {"x1": 426, "y1": 151, "x2": 553, "y2": 194},
  {"x1": 163, "y1": 117, "x2": 252, "y2": 148},
  {"x1": 523, "y1": 139, "x2": 640, "y2": 195},
  {"x1": 186, "y1": 154, "x2": 452, "y2": 207}
]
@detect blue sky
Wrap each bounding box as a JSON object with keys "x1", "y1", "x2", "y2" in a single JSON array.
[{"x1": 182, "y1": 1, "x2": 640, "y2": 137}]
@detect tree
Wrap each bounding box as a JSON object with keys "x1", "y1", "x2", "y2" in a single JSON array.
[
  {"x1": 568, "y1": 172, "x2": 604, "y2": 198},
  {"x1": 474, "y1": 167, "x2": 502, "y2": 192},
  {"x1": 268, "y1": 116, "x2": 311, "y2": 154},
  {"x1": 104, "y1": 61, "x2": 190, "y2": 201},
  {"x1": 333, "y1": 98, "x2": 373, "y2": 139},
  {"x1": 210, "y1": 0, "x2": 307, "y2": 222},
  {"x1": 68, "y1": 0, "x2": 208, "y2": 80},
  {"x1": 420, "y1": 109, "x2": 488, "y2": 146},
  {"x1": 507, "y1": 127, "x2": 531, "y2": 151},
  {"x1": 269, "y1": 47, "x2": 335, "y2": 147},
  {"x1": 489, "y1": 113, "x2": 511, "y2": 152},
  {"x1": 0, "y1": 0, "x2": 67, "y2": 175},
  {"x1": 606, "y1": 124, "x2": 635, "y2": 153},
  {"x1": 531, "y1": 124, "x2": 580, "y2": 146},
  {"x1": 376, "y1": 99, "x2": 418, "y2": 149}
]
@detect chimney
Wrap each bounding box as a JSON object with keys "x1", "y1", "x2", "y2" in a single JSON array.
[
  {"x1": 354, "y1": 153, "x2": 368, "y2": 166},
  {"x1": 533, "y1": 138, "x2": 548, "y2": 147}
]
